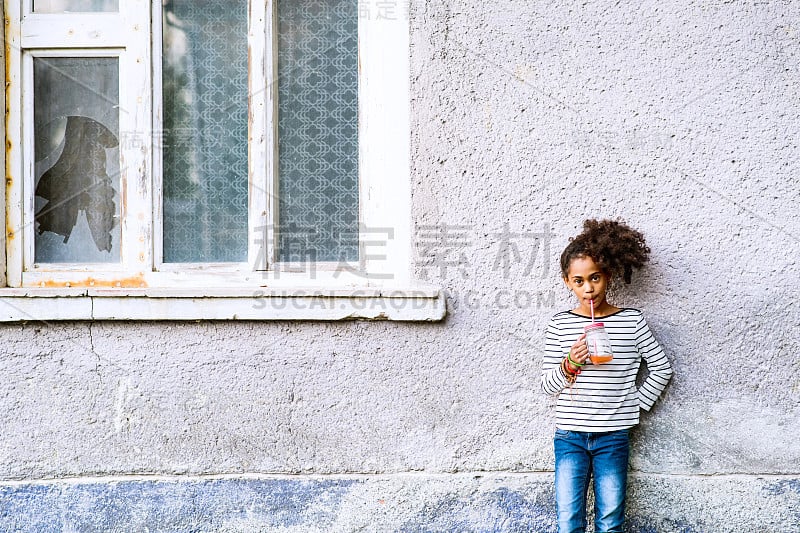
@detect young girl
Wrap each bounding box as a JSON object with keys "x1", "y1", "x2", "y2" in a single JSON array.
[{"x1": 541, "y1": 219, "x2": 673, "y2": 533}]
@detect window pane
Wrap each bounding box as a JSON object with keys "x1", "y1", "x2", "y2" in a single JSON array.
[
  {"x1": 278, "y1": 0, "x2": 359, "y2": 263},
  {"x1": 33, "y1": 57, "x2": 120, "y2": 264},
  {"x1": 162, "y1": 0, "x2": 248, "y2": 263},
  {"x1": 33, "y1": 0, "x2": 117, "y2": 12}
]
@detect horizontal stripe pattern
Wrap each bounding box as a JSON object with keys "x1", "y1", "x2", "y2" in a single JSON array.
[{"x1": 541, "y1": 308, "x2": 673, "y2": 432}]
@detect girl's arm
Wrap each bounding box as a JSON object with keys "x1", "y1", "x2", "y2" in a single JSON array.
[
  {"x1": 635, "y1": 315, "x2": 674, "y2": 411},
  {"x1": 541, "y1": 319, "x2": 570, "y2": 395}
]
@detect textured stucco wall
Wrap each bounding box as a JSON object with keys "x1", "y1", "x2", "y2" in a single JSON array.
[{"x1": 1, "y1": 0, "x2": 799, "y2": 531}]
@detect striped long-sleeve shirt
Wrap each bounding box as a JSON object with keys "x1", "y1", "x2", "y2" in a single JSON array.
[{"x1": 541, "y1": 308, "x2": 673, "y2": 432}]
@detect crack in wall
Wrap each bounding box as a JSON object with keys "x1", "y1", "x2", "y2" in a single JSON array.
[{"x1": 86, "y1": 322, "x2": 103, "y2": 418}]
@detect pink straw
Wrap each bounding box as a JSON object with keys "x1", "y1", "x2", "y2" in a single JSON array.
[{"x1": 590, "y1": 299, "x2": 595, "y2": 323}]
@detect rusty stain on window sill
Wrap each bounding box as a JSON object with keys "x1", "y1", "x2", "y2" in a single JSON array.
[{"x1": 28, "y1": 273, "x2": 148, "y2": 289}]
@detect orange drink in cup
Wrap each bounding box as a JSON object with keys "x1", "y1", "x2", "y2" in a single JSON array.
[{"x1": 584, "y1": 322, "x2": 613, "y2": 364}]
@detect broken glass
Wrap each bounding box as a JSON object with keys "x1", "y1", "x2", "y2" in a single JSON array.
[{"x1": 33, "y1": 57, "x2": 120, "y2": 264}]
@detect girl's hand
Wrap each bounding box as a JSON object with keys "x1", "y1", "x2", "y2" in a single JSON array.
[{"x1": 569, "y1": 333, "x2": 589, "y2": 366}]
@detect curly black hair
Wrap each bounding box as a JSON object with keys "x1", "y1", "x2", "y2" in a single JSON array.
[{"x1": 560, "y1": 219, "x2": 650, "y2": 284}]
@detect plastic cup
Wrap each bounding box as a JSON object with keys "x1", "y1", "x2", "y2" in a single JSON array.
[{"x1": 584, "y1": 322, "x2": 613, "y2": 364}]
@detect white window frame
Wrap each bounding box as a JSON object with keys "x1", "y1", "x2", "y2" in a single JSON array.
[{"x1": 0, "y1": 0, "x2": 444, "y2": 321}]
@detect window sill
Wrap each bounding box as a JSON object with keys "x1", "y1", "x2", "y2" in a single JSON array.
[{"x1": 0, "y1": 285, "x2": 446, "y2": 322}]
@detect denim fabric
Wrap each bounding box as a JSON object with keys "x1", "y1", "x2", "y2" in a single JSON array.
[{"x1": 554, "y1": 428, "x2": 630, "y2": 533}]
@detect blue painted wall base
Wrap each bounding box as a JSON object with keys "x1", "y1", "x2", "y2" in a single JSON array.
[{"x1": 0, "y1": 475, "x2": 797, "y2": 532}]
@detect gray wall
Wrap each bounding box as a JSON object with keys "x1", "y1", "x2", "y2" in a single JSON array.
[{"x1": 2, "y1": 1, "x2": 799, "y2": 531}]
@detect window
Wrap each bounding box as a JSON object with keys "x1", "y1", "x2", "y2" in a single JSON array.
[{"x1": 1, "y1": 1, "x2": 444, "y2": 320}]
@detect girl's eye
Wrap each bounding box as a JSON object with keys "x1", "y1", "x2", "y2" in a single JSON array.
[{"x1": 590, "y1": 275, "x2": 601, "y2": 281}]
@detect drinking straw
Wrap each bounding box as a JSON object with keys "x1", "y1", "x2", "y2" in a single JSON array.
[{"x1": 590, "y1": 299, "x2": 595, "y2": 323}]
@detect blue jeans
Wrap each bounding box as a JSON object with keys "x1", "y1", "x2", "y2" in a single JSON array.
[{"x1": 554, "y1": 428, "x2": 629, "y2": 533}]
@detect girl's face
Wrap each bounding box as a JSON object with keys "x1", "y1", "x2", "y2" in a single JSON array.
[{"x1": 563, "y1": 255, "x2": 611, "y2": 315}]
